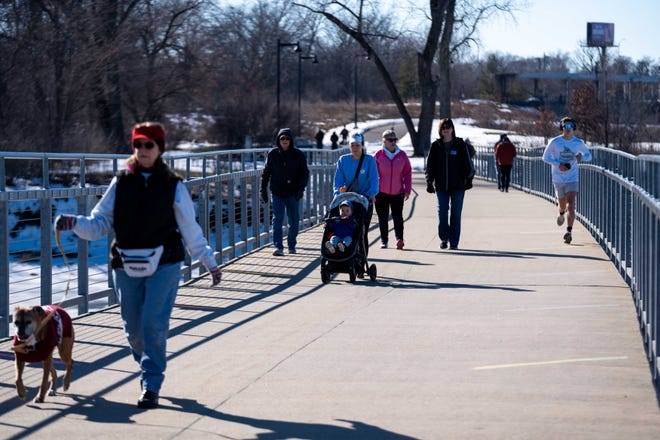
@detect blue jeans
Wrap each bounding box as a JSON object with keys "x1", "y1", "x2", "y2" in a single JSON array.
[
  {"x1": 435, "y1": 190, "x2": 466, "y2": 248},
  {"x1": 272, "y1": 194, "x2": 300, "y2": 251},
  {"x1": 112, "y1": 262, "x2": 181, "y2": 393}
]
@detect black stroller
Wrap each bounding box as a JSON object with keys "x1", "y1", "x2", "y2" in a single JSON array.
[{"x1": 320, "y1": 192, "x2": 377, "y2": 283}]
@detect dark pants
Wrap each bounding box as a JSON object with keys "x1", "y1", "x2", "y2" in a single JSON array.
[
  {"x1": 500, "y1": 165, "x2": 512, "y2": 191},
  {"x1": 375, "y1": 192, "x2": 405, "y2": 244}
]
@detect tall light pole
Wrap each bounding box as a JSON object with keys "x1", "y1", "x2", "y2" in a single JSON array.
[
  {"x1": 298, "y1": 53, "x2": 318, "y2": 135},
  {"x1": 353, "y1": 52, "x2": 370, "y2": 129},
  {"x1": 277, "y1": 39, "x2": 301, "y2": 129}
]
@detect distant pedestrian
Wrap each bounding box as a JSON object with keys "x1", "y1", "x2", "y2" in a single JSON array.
[
  {"x1": 464, "y1": 137, "x2": 476, "y2": 158},
  {"x1": 315, "y1": 128, "x2": 325, "y2": 149},
  {"x1": 340, "y1": 126, "x2": 349, "y2": 145},
  {"x1": 495, "y1": 135, "x2": 517, "y2": 192},
  {"x1": 261, "y1": 128, "x2": 310, "y2": 255},
  {"x1": 374, "y1": 129, "x2": 412, "y2": 250},
  {"x1": 542, "y1": 117, "x2": 592, "y2": 244},
  {"x1": 330, "y1": 131, "x2": 339, "y2": 150},
  {"x1": 425, "y1": 118, "x2": 474, "y2": 250},
  {"x1": 54, "y1": 122, "x2": 222, "y2": 409},
  {"x1": 494, "y1": 134, "x2": 506, "y2": 190}
]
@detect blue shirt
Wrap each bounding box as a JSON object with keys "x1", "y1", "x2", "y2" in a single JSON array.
[{"x1": 333, "y1": 153, "x2": 379, "y2": 197}]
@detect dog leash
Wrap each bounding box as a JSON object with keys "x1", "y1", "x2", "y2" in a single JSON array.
[{"x1": 11, "y1": 228, "x2": 72, "y2": 354}]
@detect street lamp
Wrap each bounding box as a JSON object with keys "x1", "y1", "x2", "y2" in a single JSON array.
[
  {"x1": 298, "y1": 53, "x2": 319, "y2": 135},
  {"x1": 353, "y1": 52, "x2": 370, "y2": 128},
  {"x1": 277, "y1": 39, "x2": 301, "y2": 128}
]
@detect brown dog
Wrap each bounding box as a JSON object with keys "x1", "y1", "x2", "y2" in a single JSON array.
[{"x1": 12, "y1": 305, "x2": 75, "y2": 403}]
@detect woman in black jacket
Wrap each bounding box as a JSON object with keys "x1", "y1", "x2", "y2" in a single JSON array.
[{"x1": 425, "y1": 118, "x2": 474, "y2": 250}]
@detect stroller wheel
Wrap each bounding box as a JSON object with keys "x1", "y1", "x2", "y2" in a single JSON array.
[
  {"x1": 368, "y1": 264, "x2": 377, "y2": 281},
  {"x1": 348, "y1": 266, "x2": 356, "y2": 283},
  {"x1": 321, "y1": 268, "x2": 329, "y2": 284}
]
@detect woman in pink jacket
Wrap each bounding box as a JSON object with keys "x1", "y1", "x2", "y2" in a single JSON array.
[{"x1": 374, "y1": 129, "x2": 412, "y2": 249}]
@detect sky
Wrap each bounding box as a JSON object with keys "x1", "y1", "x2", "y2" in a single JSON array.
[
  {"x1": 474, "y1": 0, "x2": 659, "y2": 61},
  {"x1": 222, "y1": 0, "x2": 659, "y2": 61}
]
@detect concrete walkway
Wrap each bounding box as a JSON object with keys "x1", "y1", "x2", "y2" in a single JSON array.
[{"x1": 1, "y1": 176, "x2": 659, "y2": 439}]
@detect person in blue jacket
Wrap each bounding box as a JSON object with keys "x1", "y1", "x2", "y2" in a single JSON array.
[{"x1": 333, "y1": 131, "x2": 379, "y2": 261}]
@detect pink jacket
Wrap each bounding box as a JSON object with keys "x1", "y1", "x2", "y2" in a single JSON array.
[{"x1": 374, "y1": 148, "x2": 412, "y2": 196}]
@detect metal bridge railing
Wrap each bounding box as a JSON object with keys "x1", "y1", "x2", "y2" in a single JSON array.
[
  {"x1": 475, "y1": 145, "x2": 659, "y2": 383},
  {"x1": 0, "y1": 148, "x2": 344, "y2": 337}
]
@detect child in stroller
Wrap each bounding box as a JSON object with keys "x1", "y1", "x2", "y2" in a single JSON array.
[
  {"x1": 324, "y1": 200, "x2": 357, "y2": 254},
  {"x1": 320, "y1": 192, "x2": 377, "y2": 283}
]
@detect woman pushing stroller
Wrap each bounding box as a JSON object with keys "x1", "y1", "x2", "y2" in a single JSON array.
[{"x1": 332, "y1": 131, "x2": 379, "y2": 260}]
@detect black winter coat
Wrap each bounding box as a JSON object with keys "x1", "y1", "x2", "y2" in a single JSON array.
[
  {"x1": 425, "y1": 137, "x2": 474, "y2": 192},
  {"x1": 261, "y1": 145, "x2": 309, "y2": 199}
]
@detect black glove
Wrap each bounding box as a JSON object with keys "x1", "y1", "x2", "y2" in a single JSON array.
[
  {"x1": 209, "y1": 266, "x2": 222, "y2": 286},
  {"x1": 296, "y1": 190, "x2": 304, "y2": 200},
  {"x1": 426, "y1": 182, "x2": 435, "y2": 194},
  {"x1": 55, "y1": 214, "x2": 77, "y2": 231},
  {"x1": 261, "y1": 189, "x2": 268, "y2": 204}
]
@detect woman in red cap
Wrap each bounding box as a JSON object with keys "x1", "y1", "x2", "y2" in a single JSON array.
[{"x1": 54, "y1": 122, "x2": 222, "y2": 409}]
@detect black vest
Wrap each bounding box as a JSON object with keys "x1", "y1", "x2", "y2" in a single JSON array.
[{"x1": 110, "y1": 171, "x2": 185, "y2": 268}]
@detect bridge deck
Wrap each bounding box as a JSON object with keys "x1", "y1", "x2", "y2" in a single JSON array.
[{"x1": 1, "y1": 176, "x2": 658, "y2": 439}]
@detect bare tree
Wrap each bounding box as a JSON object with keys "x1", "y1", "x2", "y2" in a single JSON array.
[{"x1": 294, "y1": 0, "x2": 452, "y2": 156}]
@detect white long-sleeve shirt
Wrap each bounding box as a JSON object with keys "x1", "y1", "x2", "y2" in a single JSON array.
[
  {"x1": 72, "y1": 176, "x2": 218, "y2": 271},
  {"x1": 542, "y1": 135, "x2": 592, "y2": 184}
]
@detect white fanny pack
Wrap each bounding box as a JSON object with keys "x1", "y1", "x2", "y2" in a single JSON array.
[{"x1": 117, "y1": 245, "x2": 164, "y2": 278}]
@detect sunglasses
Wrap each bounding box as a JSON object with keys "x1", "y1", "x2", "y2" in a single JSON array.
[
  {"x1": 562, "y1": 123, "x2": 575, "y2": 129},
  {"x1": 384, "y1": 137, "x2": 397, "y2": 142},
  {"x1": 134, "y1": 141, "x2": 156, "y2": 150},
  {"x1": 441, "y1": 125, "x2": 453, "y2": 130},
  {"x1": 279, "y1": 136, "x2": 291, "y2": 141}
]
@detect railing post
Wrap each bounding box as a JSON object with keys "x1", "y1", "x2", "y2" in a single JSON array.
[
  {"x1": 40, "y1": 197, "x2": 53, "y2": 306},
  {"x1": 240, "y1": 175, "x2": 249, "y2": 252},
  {"x1": 214, "y1": 179, "x2": 223, "y2": 263},
  {"x1": 76, "y1": 195, "x2": 89, "y2": 315},
  {"x1": 0, "y1": 158, "x2": 8, "y2": 337},
  {"x1": 228, "y1": 177, "x2": 236, "y2": 260},
  {"x1": 198, "y1": 184, "x2": 209, "y2": 275},
  {"x1": 251, "y1": 174, "x2": 260, "y2": 247}
]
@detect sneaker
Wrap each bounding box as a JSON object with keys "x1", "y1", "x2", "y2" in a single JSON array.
[
  {"x1": 556, "y1": 212, "x2": 565, "y2": 226},
  {"x1": 324, "y1": 241, "x2": 336, "y2": 254},
  {"x1": 563, "y1": 231, "x2": 572, "y2": 244},
  {"x1": 440, "y1": 241, "x2": 448, "y2": 249},
  {"x1": 137, "y1": 390, "x2": 159, "y2": 409},
  {"x1": 396, "y1": 239, "x2": 404, "y2": 250},
  {"x1": 450, "y1": 245, "x2": 458, "y2": 250},
  {"x1": 380, "y1": 241, "x2": 388, "y2": 249},
  {"x1": 288, "y1": 248, "x2": 296, "y2": 254},
  {"x1": 337, "y1": 242, "x2": 346, "y2": 253},
  {"x1": 272, "y1": 248, "x2": 284, "y2": 256}
]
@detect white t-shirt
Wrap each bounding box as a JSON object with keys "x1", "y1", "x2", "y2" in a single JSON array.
[{"x1": 542, "y1": 135, "x2": 592, "y2": 183}]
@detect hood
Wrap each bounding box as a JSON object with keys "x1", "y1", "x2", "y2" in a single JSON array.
[{"x1": 276, "y1": 128, "x2": 295, "y2": 149}]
